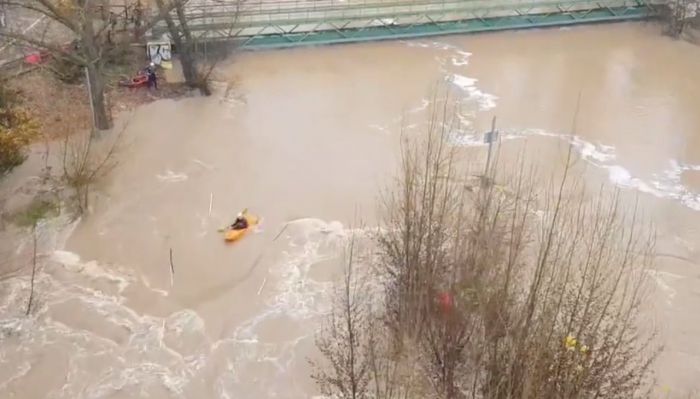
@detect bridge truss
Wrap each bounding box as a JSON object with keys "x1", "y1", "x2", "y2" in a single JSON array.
[{"x1": 152, "y1": 0, "x2": 664, "y2": 49}]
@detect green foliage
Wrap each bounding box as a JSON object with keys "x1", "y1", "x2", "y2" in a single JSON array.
[
  {"x1": 0, "y1": 84, "x2": 39, "y2": 175},
  {"x1": 13, "y1": 198, "x2": 58, "y2": 227}
]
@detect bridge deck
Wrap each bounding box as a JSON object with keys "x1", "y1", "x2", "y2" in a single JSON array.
[{"x1": 151, "y1": 0, "x2": 664, "y2": 49}]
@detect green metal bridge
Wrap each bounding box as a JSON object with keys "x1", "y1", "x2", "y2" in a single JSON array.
[{"x1": 152, "y1": 0, "x2": 665, "y2": 49}]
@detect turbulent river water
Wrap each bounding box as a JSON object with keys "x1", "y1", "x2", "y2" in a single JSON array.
[{"x1": 2, "y1": 22, "x2": 700, "y2": 398}]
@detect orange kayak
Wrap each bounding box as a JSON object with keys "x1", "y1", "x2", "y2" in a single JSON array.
[{"x1": 224, "y1": 213, "x2": 259, "y2": 242}]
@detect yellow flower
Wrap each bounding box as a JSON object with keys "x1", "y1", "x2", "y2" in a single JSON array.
[
  {"x1": 565, "y1": 335, "x2": 577, "y2": 351},
  {"x1": 580, "y1": 344, "x2": 589, "y2": 354}
]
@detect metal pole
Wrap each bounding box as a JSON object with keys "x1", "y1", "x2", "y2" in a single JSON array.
[
  {"x1": 84, "y1": 66, "x2": 96, "y2": 130},
  {"x1": 484, "y1": 115, "x2": 496, "y2": 179}
]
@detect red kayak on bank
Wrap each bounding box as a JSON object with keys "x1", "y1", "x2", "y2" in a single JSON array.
[{"x1": 118, "y1": 73, "x2": 148, "y2": 88}]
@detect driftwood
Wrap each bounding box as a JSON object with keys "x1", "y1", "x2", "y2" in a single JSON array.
[
  {"x1": 25, "y1": 226, "x2": 38, "y2": 315},
  {"x1": 169, "y1": 247, "x2": 175, "y2": 287}
]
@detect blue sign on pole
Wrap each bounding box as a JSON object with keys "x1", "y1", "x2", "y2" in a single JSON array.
[{"x1": 484, "y1": 130, "x2": 499, "y2": 144}]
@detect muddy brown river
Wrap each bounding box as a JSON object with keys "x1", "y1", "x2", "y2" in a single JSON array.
[{"x1": 2, "y1": 22, "x2": 700, "y2": 398}]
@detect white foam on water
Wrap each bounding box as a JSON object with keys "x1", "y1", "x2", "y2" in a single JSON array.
[
  {"x1": 369, "y1": 123, "x2": 390, "y2": 134},
  {"x1": 647, "y1": 161, "x2": 700, "y2": 211},
  {"x1": 192, "y1": 158, "x2": 214, "y2": 170},
  {"x1": 449, "y1": 75, "x2": 498, "y2": 111},
  {"x1": 369, "y1": 41, "x2": 496, "y2": 138},
  {"x1": 403, "y1": 41, "x2": 432, "y2": 49},
  {"x1": 0, "y1": 282, "x2": 208, "y2": 398},
  {"x1": 403, "y1": 40, "x2": 496, "y2": 112},
  {"x1": 570, "y1": 135, "x2": 616, "y2": 164},
  {"x1": 141, "y1": 276, "x2": 170, "y2": 297},
  {"x1": 450, "y1": 74, "x2": 475, "y2": 87},
  {"x1": 400, "y1": 39, "x2": 700, "y2": 212},
  {"x1": 449, "y1": 74, "x2": 498, "y2": 111},
  {"x1": 647, "y1": 270, "x2": 684, "y2": 306},
  {"x1": 48, "y1": 303, "x2": 210, "y2": 398},
  {"x1": 156, "y1": 170, "x2": 188, "y2": 183},
  {"x1": 0, "y1": 214, "x2": 213, "y2": 398},
  {"x1": 409, "y1": 98, "x2": 431, "y2": 114},
  {"x1": 404, "y1": 39, "x2": 465, "y2": 52},
  {"x1": 368, "y1": 97, "x2": 431, "y2": 136},
  {"x1": 451, "y1": 50, "x2": 471, "y2": 66},
  {"x1": 0, "y1": 361, "x2": 31, "y2": 391},
  {"x1": 607, "y1": 165, "x2": 634, "y2": 187},
  {"x1": 449, "y1": 127, "x2": 700, "y2": 212},
  {"x1": 211, "y1": 218, "x2": 370, "y2": 398},
  {"x1": 52, "y1": 250, "x2": 132, "y2": 294}
]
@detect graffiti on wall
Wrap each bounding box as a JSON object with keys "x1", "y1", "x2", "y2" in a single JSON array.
[{"x1": 146, "y1": 41, "x2": 172, "y2": 65}]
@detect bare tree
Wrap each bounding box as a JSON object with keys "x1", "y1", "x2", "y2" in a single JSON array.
[
  {"x1": 664, "y1": 0, "x2": 699, "y2": 37},
  {"x1": 61, "y1": 125, "x2": 123, "y2": 214},
  {"x1": 377, "y1": 95, "x2": 466, "y2": 347},
  {"x1": 1, "y1": 0, "x2": 115, "y2": 129},
  {"x1": 315, "y1": 94, "x2": 659, "y2": 399},
  {"x1": 153, "y1": 0, "x2": 239, "y2": 95},
  {"x1": 0, "y1": 0, "x2": 7, "y2": 28},
  {"x1": 460, "y1": 148, "x2": 658, "y2": 399},
  {"x1": 311, "y1": 236, "x2": 372, "y2": 399},
  {"x1": 1, "y1": 0, "x2": 178, "y2": 130},
  {"x1": 311, "y1": 233, "x2": 422, "y2": 399}
]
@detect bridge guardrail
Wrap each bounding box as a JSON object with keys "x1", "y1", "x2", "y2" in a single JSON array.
[{"x1": 150, "y1": 0, "x2": 664, "y2": 48}]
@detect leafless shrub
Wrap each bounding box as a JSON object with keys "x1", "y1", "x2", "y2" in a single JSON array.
[
  {"x1": 311, "y1": 236, "x2": 372, "y2": 399},
  {"x1": 311, "y1": 234, "x2": 423, "y2": 399},
  {"x1": 61, "y1": 126, "x2": 123, "y2": 214},
  {"x1": 153, "y1": 0, "x2": 240, "y2": 96},
  {"x1": 314, "y1": 94, "x2": 658, "y2": 399},
  {"x1": 377, "y1": 95, "x2": 467, "y2": 346},
  {"x1": 663, "y1": 0, "x2": 699, "y2": 37},
  {"x1": 462, "y1": 150, "x2": 658, "y2": 399}
]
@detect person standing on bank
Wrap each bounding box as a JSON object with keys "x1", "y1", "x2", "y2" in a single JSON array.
[{"x1": 146, "y1": 62, "x2": 158, "y2": 90}]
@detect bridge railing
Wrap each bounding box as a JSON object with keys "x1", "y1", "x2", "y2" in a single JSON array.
[
  {"x1": 176, "y1": 0, "x2": 658, "y2": 28},
  {"x1": 150, "y1": 0, "x2": 664, "y2": 47},
  {"x1": 182, "y1": 0, "x2": 656, "y2": 18}
]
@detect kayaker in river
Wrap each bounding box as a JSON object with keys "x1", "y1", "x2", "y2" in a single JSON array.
[{"x1": 230, "y1": 212, "x2": 249, "y2": 230}]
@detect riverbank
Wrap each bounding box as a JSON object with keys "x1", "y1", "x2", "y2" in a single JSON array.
[{"x1": 7, "y1": 62, "x2": 191, "y2": 143}]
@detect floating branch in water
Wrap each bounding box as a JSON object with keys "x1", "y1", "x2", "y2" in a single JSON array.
[
  {"x1": 26, "y1": 225, "x2": 38, "y2": 316},
  {"x1": 257, "y1": 277, "x2": 267, "y2": 295},
  {"x1": 169, "y1": 248, "x2": 175, "y2": 287},
  {"x1": 273, "y1": 223, "x2": 289, "y2": 242}
]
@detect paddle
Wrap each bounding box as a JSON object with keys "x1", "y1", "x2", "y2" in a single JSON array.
[{"x1": 217, "y1": 208, "x2": 249, "y2": 232}]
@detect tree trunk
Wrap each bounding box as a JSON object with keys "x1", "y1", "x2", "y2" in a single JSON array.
[
  {"x1": 154, "y1": 0, "x2": 215, "y2": 96},
  {"x1": 154, "y1": 0, "x2": 200, "y2": 89},
  {"x1": 179, "y1": 50, "x2": 198, "y2": 86},
  {"x1": 174, "y1": 3, "x2": 212, "y2": 96},
  {"x1": 86, "y1": 62, "x2": 111, "y2": 131},
  {"x1": 80, "y1": 11, "x2": 111, "y2": 132},
  {"x1": 133, "y1": 0, "x2": 143, "y2": 39}
]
